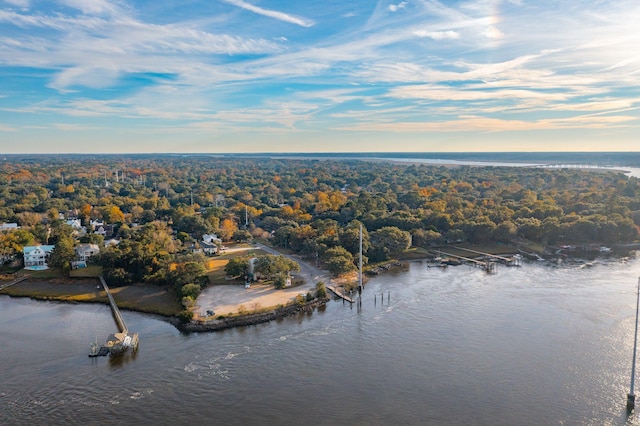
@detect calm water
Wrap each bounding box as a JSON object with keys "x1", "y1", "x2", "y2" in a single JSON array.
[{"x1": 2, "y1": 258, "x2": 640, "y2": 425}]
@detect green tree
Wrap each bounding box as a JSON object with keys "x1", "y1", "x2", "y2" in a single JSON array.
[
  {"x1": 324, "y1": 246, "x2": 356, "y2": 277},
  {"x1": 225, "y1": 257, "x2": 249, "y2": 278},
  {"x1": 370, "y1": 226, "x2": 411, "y2": 253},
  {"x1": 49, "y1": 233, "x2": 75, "y2": 270}
]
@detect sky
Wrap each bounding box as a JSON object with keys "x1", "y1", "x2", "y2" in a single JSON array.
[{"x1": 0, "y1": 0, "x2": 639, "y2": 154}]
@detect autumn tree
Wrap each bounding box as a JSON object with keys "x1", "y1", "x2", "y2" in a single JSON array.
[{"x1": 218, "y1": 218, "x2": 238, "y2": 241}]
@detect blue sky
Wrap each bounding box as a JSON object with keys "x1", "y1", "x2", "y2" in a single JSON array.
[{"x1": 0, "y1": 0, "x2": 638, "y2": 153}]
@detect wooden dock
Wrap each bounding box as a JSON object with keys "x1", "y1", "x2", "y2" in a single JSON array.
[
  {"x1": 99, "y1": 275, "x2": 127, "y2": 333},
  {"x1": 91, "y1": 276, "x2": 138, "y2": 356},
  {"x1": 431, "y1": 249, "x2": 496, "y2": 272},
  {"x1": 454, "y1": 247, "x2": 521, "y2": 266},
  {"x1": 327, "y1": 285, "x2": 354, "y2": 303},
  {"x1": 0, "y1": 275, "x2": 28, "y2": 291}
]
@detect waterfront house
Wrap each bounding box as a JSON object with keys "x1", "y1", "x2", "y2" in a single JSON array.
[{"x1": 23, "y1": 245, "x2": 55, "y2": 269}]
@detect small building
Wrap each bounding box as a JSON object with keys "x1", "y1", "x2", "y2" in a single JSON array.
[
  {"x1": 23, "y1": 245, "x2": 55, "y2": 269},
  {"x1": 75, "y1": 244, "x2": 100, "y2": 262}
]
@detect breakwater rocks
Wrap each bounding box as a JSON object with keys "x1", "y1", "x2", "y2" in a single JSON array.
[
  {"x1": 366, "y1": 261, "x2": 404, "y2": 276},
  {"x1": 178, "y1": 298, "x2": 328, "y2": 333}
]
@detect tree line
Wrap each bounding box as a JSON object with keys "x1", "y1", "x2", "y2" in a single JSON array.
[{"x1": 1, "y1": 155, "x2": 639, "y2": 282}]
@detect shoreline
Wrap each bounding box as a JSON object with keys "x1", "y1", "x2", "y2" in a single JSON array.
[{"x1": 0, "y1": 277, "x2": 331, "y2": 333}]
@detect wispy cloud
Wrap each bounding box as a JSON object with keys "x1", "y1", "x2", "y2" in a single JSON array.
[
  {"x1": 413, "y1": 29, "x2": 459, "y2": 40},
  {"x1": 3, "y1": 0, "x2": 29, "y2": 7},
  {"x1": 222, "y1": 0, "x2": 314, "y2": 27},
  {"x1": 1, "y1": 0, "x2": 639, "y2": 152}
]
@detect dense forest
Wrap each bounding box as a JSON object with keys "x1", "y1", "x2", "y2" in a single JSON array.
[{"x1": 1, "y1": 155, "x2": 639, "y2": 289}]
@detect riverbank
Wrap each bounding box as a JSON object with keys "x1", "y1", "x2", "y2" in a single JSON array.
[
  {"x1": 0, "y1": 276, "x2": 331, "y2": 332},
  {"x1": 177, "y1": 297, "x2": 328, "y2": 332},
  {"x1": 0, "y1": 278, "x2": 184, "y2": 316}
]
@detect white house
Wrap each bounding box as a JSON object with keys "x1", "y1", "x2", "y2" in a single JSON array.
[
  {"x1": 0, "y1": 223, "x2": 19, "y2": 231},
  {"x1": 23, "y1": 245, "x2": 55, "y2": 269},
  {"x1": 202, "y1": 233, "x2": 222, "y2": 245},
  {"x1": 75, "y1": 244, "x2": 100, "y2": 262}
]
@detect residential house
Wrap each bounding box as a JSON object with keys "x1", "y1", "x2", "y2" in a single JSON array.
[
  {"x1": 0, "y1": 223, "x2": 19, "y2": 231},
  {"x1": 201, "y1": 241, "x2": 218, "y2": 256},
  {"x1": 75, "y1": 244, "x2": 100, "y2": 262},
  {"x1": 66, "y1": 219, "x2": 86, "y2": 237},
  {"x1": 203, "y1": 233, "x2": 222, "y2": 245},
  {"x1": 23, "y1": 245, "x2": 55, "y2": 269}
]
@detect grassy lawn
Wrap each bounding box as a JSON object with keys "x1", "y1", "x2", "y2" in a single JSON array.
[
  {"x1": 205, "y1": 244, "x2": 269, "y2": 285},
  {"x1": 2, "y1": 278, "x2": 183, "y2": 316},
  {"x1": 69, "y1": 265, "x2": 103, "y2": 278}
]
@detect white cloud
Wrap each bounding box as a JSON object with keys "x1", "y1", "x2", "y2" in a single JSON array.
[
  {"x1": 413, "y1": 30, "x2": 459, "y2": 40},
  {"x1": 222, "y1": 0, "x2": 314, "y2": 27},
  {"x1": 389, "y1": 2, "x2": 408, "y2": 12},
  {"x1": 59, "y1": 0, "x2": 124, "y2": 16},
  {"x1": 0, "y1": 124, "x2": 16, "y2": 131}
]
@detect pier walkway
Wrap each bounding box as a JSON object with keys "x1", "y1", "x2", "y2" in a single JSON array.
[
  {"x1": 91, "y1": 276, "x2": 138, "y2": 357},
  {"x1": 327, "y1": 285, "x2": 354, "y2": 303},
  {"x1": 99, "y1": 275, "x2": 127, "y2": 333},
  {"x1": 431, "y1": 249, "x2": 496, "y2": 272},
  {"x1": 454, "y1": 247, "x2": 521, "y2": 265},
  {"x1": 0, "y1": 275, "x2": 28, "y2": 291}
]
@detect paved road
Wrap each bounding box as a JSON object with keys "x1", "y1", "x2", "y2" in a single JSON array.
[{"x1": 196, "y1": 243, "x2": 333, "y2": 316}]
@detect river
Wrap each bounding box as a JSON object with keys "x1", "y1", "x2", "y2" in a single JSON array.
[{"x1": 2, "y1": 257, "x2": 640, "y2": 425}]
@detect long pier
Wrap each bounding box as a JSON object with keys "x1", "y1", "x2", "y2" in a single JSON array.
[
  {"x1": 99, "y1": 275, "x2": 127, "y2": 333},
  {"x1": 90, "y1": 276, "x2": 138, "y2": 357}
]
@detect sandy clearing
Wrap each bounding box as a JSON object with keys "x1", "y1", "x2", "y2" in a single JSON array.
[{"x1": 196, "y1": 243, "x2": 333, "y2": 316}]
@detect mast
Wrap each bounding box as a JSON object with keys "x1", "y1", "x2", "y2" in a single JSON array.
[
  {"x1": 359, "y1": 224, "x2": 363, "y2": 293},
  {"x1": 628, "y1": 277, "x2": 640, "y2": 410}
]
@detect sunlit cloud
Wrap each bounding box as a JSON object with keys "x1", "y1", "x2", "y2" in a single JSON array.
[{"x1": 0, "y1": 0, "x2": 639, "y2": 152}]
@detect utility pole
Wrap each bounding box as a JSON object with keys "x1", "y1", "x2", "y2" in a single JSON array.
[{"x1": 628, "y1": 277, "x2": 640, "y2": 411}]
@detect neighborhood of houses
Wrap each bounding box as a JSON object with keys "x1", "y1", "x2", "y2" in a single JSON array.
[{"x1": 1, "y1": 216, "x2": 223, "y2": 271}]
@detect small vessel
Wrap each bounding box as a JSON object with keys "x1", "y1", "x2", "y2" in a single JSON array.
[{"x1": 88, "y1": 339, "x2": 99, "y2": 357}]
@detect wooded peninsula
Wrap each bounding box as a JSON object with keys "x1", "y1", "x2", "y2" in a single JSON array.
[{"x1": 1, "y1": 154, "x2": 639, "y2": 319}]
